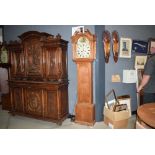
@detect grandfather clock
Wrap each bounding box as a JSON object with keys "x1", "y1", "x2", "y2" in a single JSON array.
[{"x1": 71, "y1": 29, "x2": 96, "y2": 126}]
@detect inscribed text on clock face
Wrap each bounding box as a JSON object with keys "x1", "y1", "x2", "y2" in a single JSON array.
[{"x1": 76, "y1": 37, "x2": 91, "y2": 58}]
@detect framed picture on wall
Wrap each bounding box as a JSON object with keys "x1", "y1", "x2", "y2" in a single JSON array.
[
  {"x1": 148, "y1": 38, "x2": 155, "y2": 55},
  {"x1": 132, "y1": 40, "x2": 148, "y2": 54},
  {"x1": 134, "y1": 55, "x2": 147, "y2": 69},
  {"x1": 119, "y1": 38, "x2": 132, "y2": 58},
  {"x1": 72, "y1": 26, "x2": 84, "y2": 36}
]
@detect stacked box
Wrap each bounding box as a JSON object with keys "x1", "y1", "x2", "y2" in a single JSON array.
[{"x1": 104, "y1": 106, "x2": 130, "y2": 129}]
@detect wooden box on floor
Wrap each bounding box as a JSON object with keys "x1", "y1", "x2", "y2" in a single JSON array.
[{"x1": 104, "y1": 106, "x2": 130, "y2": 129}]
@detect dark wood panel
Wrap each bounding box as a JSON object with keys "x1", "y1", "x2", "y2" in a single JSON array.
[
  {"x1": 2, "y1": 93, "x2": 11, "y2": 111},
  {"x1": 45, "y1": 91, "x2": 58, "y2": 119},
  {"x1": 11, "y1": 87, "x2": 24, "y2": 113},
  {"x1": 60, "y1": 85, "x2": 68, "y2": 117},
  {"x1": 9, "y1": 81, "x2": 68, "y2": 123},
  {"x1": 0, "y1": 63, "x2": 11, "y2": 68},
  {"x1": 24, "y1": 88, "x2": 43, "y2": 117}
]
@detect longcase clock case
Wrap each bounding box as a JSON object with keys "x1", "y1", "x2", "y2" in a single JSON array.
[
  {"x1": 8, "y1": 31, "x2": 69, "y2": 124},
  {"x1": 71, "y1": 30, "x2": 96, "y2": 126}
]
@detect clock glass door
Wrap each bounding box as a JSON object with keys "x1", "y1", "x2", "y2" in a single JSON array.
[{"x1": 76, "y1": 37, "x2": 91, "y2": 58}]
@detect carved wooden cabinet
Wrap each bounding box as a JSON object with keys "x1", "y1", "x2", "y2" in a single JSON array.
[{"x1": 8, "y1": 31, "x2": 69, "y2": 124}]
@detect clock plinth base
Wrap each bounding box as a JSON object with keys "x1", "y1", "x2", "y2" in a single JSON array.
[{"x1": 75, "y1": 103, "x2": 95, "y2": 126}]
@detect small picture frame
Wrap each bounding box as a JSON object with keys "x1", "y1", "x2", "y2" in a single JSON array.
[
  {"x1": 119, "y1": 38, "x2": 132, "y2": 58},
  {"x1": 134, "y1": 55, "x2": 147, "y2": 69},
  {"x1": 72, "y1": 26, "x2": 84, "y2": 36},
  {"x1": 105, "y1": 89, "x2": 119, "y2": 110},
  {"x1": 148, "y1": 38, "x2": 155, "y2": 55}
]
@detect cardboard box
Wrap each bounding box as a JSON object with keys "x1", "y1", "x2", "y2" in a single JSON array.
[
  {"x1": 104, "y1": 106, "x2": 130, "y2": 129},
  {"x1": 104, "y1": 116, "x2": 128, "y2": 129},
  {"x1": 117, "y1": 95, "x2": 131, "y2": 116}
]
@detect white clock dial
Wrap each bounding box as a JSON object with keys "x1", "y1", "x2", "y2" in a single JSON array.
[{"x1": 76, "y1": 37, "x2": 91, "y2": 58}]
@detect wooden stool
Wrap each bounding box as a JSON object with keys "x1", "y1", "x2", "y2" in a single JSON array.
[{"x1": 137, "y1": 103, "x2": 155, "y2": 129}]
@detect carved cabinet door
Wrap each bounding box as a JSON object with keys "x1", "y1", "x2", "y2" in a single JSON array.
[
  {"x1": 61, "y1": 47, "x2": 68, "y2": 80},
  {"x1": 46, "y1": 47, "x2": 67, "y2": 80},
  {"x1": 11, "y1": 86, "x2": 24, "y2": 113},
  {"x1": 46, "y1": 47, "x2": 60, "y2": 80},
  {"x1": 24, "y1": 86, "x2": 44, "y2": 117},
  {"x1": 44, "y1": 90, "x2": 58, "y2": 119},
  {"x1": 24, "y1": 39, "x2": 44, "y2": 79},
  {"x1": 59, "y1": 85, "x2": 68, "y2": 116},
  {"x1": 10, "y1": 51, "x2": 25, "y2": 78},
  {"x1": 44, "y1": 84, "x2": 68, "y2": 120}
]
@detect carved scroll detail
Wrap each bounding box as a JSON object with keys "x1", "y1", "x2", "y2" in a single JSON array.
[
  {"x1": 27, "y1": 91, "x2": 41, "y2": 113},
  {"x1": 27, "y1": 41, "x2": 41, "y2": 75}
]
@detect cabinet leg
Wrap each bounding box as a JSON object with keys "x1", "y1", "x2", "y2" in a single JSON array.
[
  {"x1": 10, "y1": 111, "x2": 16, "y2": 116},
  {"x1": 57, "y1": 121, "x2": 62, "y2": 126},
  {"x1": 12, "y1": 113, "x2": 16, "y2": 116}
]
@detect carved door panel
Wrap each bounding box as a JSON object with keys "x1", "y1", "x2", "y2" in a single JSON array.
[
  {"x1": 24, "y1": 87, "x2": 43, "y2": 117},
  {"x1": 59, "y1": 85, "x2": 68, "y2": 117},
  {"x1": 10, "y1": 51, "x2": 25, "y2": 78},
  {"x1": 44, "y1": 90, "x2": 58, "y2": 119},
  {"x1": 11, "y1": 87, "x2": 24, "y2": 113},
  {"x1": 24, "y1": 39, "x2": 43, "y2": 79},
  {"x1": 61, "y1": 47, "x2": 68, "y2": 79},
  {"x1": 46, "y1": 47, "x2": 63, "y2": 80}
]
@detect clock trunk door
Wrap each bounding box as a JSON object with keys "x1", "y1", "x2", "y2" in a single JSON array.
[{"x1": 77, "y1": 62, "x2": 92, "y2": 104}]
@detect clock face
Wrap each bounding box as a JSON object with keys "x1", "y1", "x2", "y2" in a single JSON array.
[{"x1": 76, "y1": 37, "x2": 91, "y2": 58}]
